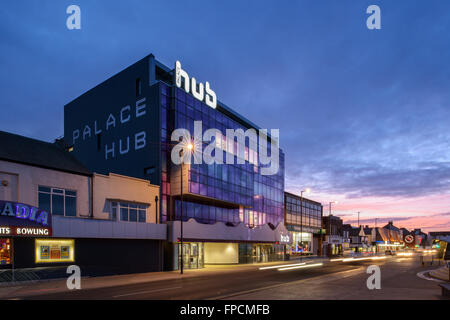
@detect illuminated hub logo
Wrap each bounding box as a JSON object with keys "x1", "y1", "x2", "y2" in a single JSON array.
[
  {"x1": 280, "y1": 235, "x2": 290, "y2": 243},
  {"x1": 0, "y1": 200, "x2": 49, "y2": 226},
  {"x1": 174, "y1": 60, "x2": 217, "y2": 109}
]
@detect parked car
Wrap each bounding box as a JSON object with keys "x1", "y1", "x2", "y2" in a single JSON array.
[{"x1": 385, "y1": 250, "x2": 396, "y2": 255}]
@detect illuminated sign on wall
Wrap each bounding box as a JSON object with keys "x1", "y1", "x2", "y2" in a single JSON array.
[
  {"x1": 0, "y1": 200, "x2": 51, "y2": 227},
  {"x1": 280, "y1": 234, "x2": 290, "y2": 244},
  {"x1": 35, "y1": 239, "x2": 74, "y2": 263},
  {"x1": 404, "y1": 234, "x2": 414, "y2": 244},
  {"x1": 0, "y1": 226, "x2": 51, "y2": 236},
  {"x1": 174, "y1": 60, "x2": 217, "y2": 109},
  {"x1": 71, "y1": 98, "x2": 148, "y2": 160}
]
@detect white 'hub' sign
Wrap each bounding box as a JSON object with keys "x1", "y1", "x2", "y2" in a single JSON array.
[{"x1": 174, "y1": 61, "x2": 217, "y2": 109}]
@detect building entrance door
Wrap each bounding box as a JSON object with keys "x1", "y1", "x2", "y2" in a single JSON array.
[
  {"x1": 179, "y1": 242, "x2": 204, "y2": 270},
  {"x1": 252, "y1": 244, "x2": 271, "y2": 263}
]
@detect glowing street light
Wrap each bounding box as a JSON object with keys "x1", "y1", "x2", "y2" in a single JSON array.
[
  {"x1": 179, "y1": 142, "x2": 194, "y2": 275},
  {"x1": 299, "y1": 188, "x2": 311, "y2": 261},
  {"x1": 326, "y1": 201, "x2": 338, "y2": 256}
]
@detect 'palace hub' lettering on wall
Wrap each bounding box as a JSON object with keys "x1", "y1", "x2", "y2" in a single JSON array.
[{"x1": 72, "y1": 98, "x2": 147, "y2": 160}]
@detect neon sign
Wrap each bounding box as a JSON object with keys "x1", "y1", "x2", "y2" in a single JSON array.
[
  {"x1": 0, "y1": 200, "x2": 51, "y2": 227},
  {"x1": 280, "y1": 234, "x2": 290, "y2": 243},
  {"x1": 174, "y1": 60, "x2": 217, "y2": 109}
]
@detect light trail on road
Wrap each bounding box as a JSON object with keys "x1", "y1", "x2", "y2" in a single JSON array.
[
  {"x1": 259, "y1": 262, "x2": 306, "y2": 270},
  {"x1": 278, "y1": 263, "x2": 323, "y2": 271}
]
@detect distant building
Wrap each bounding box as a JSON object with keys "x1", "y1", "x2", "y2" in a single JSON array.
[
  {"x1": 322, "y1": 215, "x2": 344, "y2": 256},
  {"x1": 284, "y1": 192, "x2": 323, "y2": 256},
  {"x1": 364, "y1": 221, "x2": 404, "y2": 252},
  {"x1": 412, "y1": 229, "x2": 428, "y2": 247},
  {"x1": 429, "y1": 231, "x2": 450, "y2": 243},
  {"x1": 383, "y1": 221, "x2": 400, "y2": 232},
  {"x1": 342, "y1": 224, "x2": 371, "y2": 253}
]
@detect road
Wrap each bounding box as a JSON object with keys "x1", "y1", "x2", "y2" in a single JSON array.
[{"x1": 8, "y1": 255, "x2": 447, "y2": 300}]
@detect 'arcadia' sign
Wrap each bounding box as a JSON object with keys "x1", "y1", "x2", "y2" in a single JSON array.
[{"x1": 0, "y1": 200, "x2": 51, "y2": 228}]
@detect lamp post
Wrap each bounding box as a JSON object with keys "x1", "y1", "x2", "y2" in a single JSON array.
[
  {"x1": 357, "y1": 211, "x2": 361, "y2": 252},
  {"x1": 179, "y1": 143, "x2": 193, "y2": 275},
  {"x1": 300, "y1": 188, "x2": 310, "y2": 261},
  {"x1": 357, "y1": 211, "x2": 360, "y2": 228},
  {"x1": 328, "y1": 201, "x2": 338, "y2": 256}
]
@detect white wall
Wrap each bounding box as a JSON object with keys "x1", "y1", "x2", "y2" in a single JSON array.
[
  {"x1": 0, "y1": 160, "x2": 90, "y2": 217},
  {"x1": 93, "y1": 173, "x2": 159, "y2": 222},
  {"x1": 0, "y1": 162, "x2": 161, "y2": 224},
  {"x1": 204, "y1": 242, "x2": 239, "y2": 264}
]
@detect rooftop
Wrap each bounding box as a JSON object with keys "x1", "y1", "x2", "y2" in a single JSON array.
[{"x1": 0, "y1": 131, "x2": 91, "y2": 176}]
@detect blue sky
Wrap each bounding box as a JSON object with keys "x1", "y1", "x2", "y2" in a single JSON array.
[{"x1": 1, "y1": 1, "x2": 450, "y2": 230}]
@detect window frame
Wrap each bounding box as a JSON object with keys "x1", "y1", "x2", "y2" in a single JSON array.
[
  {"x1": 38, "y1": 186, "x2": 77, "y2": 217},
  {"x1": 110, "y1": 201, "x2": 148, "y2": 223}
]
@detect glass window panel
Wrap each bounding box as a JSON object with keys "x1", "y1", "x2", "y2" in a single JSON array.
[
  {"x1": 38, "y1": 186, "x2": 51, "y2": 193},
  {"x1": 120, "y1": 207, "x2": 129, "y2": 221},
  {"x1": 65, "y1": 196, "x2": 76, "y2": 216},
  {"x1": 38, "y1": 192, "x2": 51, "y2": 213},
  {"x1": 138, "y1": 209, "x2": 146, "y2": 222},
  {"x1": 111, "y1": 206, "x2": 117, "y2": 221},
  {"x1": 129, "y1": 205, "x2": 137, "y2": 222},
  {"x1": 52, "y1": 194, "x2": 64, "y2": 215}
]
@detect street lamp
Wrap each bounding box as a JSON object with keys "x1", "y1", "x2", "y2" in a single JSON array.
[
  {"x1": 300, "y1": 188, "x2": 310, "y2": 261},
  {"x1": 179, "y1": 142, "x2": 193, "y2": 275},
  {"x1": 357, "y1": 211, "x2": 360, "y2": 228},
  {"x1": 328, "y1": 201, "x2": 338, "y2": 256}
]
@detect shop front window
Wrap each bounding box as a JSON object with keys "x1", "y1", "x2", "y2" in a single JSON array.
[
  {"x1": 291, "y1": 232, "x2": 313, "y2": 254},
  {"x1": 35, "y1": 239, "x2": 75, "y2": 263},
  {"x1": 0, "y1": 238, "x2": 11, "y2": 265}
]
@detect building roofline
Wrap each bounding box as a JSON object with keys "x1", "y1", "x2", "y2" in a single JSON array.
[
  {"x1": 0, "y1": 130, "x2": 92, "y2": 177},
  {"x1": 154, "y1": 56, "x2": 273, "y2": 136},
  {"x1": 284, "y1": 191, "x2": 323, "y2": 206},
  {"x1": 0, "y1": 158, "x2": 92, "y2": 177}
]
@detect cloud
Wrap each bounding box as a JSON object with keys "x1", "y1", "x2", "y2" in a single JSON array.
[
  {"x1": 342, "y1": 214, "x2": 450, "y2": 232},
  {"x1": 1, "y1": 1, "x2": 450, "y2": 229}
]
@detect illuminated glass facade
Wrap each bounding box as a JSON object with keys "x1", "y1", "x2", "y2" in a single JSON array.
[
  {"x1": 284, "y1": 192, "x2": 323, "y2": 254},
  {"x1": 285, "y1": 193, "x2": 322, "y2": 228},
  {"x1": 160, "y1": 83, "x2": 285, "y2": 227}
]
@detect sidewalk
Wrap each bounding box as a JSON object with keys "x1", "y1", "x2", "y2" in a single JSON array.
[
  {"x1": 0, "y1": 257, "x2": 326, "y2": 299},
  {"x1": 429, "y1": 266, "x2": 450, "y2": 282}
]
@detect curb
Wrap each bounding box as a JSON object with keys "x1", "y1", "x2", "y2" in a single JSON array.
[{"x1": 417, "y1": 270, "x2": 446, "y2": 283}]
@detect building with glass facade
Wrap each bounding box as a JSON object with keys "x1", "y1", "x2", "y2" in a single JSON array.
[
  {"x1": 64, "y1": 54, "x2": 290, "y2": 270},
  {"x1": 284, "y1": 192, "x2": 323, "y2": 256}
]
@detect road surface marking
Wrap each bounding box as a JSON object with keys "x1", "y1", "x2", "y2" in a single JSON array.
[
  {"x1": 112, "y1": 286, "x2": 182, "y2": 298},
  {"x1": 208, "y1": 267, "x2": 365, "y2": 300}
]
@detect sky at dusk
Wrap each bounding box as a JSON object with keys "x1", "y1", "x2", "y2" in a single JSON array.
[{"x1": 1, "y1": 1, "x2": 449, "y2": 231}]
